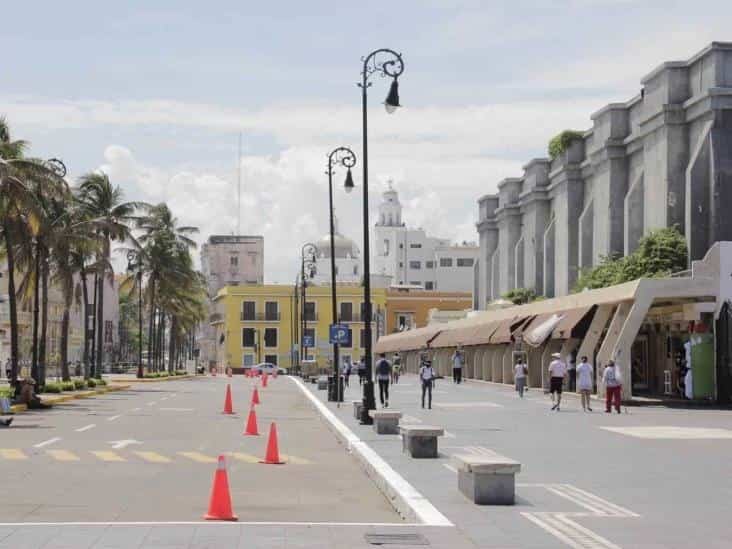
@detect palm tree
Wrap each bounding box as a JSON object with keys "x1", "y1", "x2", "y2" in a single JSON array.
[{"x1": 77, "y1": 173, "x2": 141, "y2": 378}]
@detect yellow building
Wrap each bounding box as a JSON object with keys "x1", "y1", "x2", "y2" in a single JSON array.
[{"x1": 210, "y1": 283, "x2": 387, "y2": 371}]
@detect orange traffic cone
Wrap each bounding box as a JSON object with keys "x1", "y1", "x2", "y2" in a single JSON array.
[
  {"x1": 223, "y1": 384, "x2": 234, "y2": 415},
  {"x1": 251, "y1": 387, "x2": 260, "y2": 406},
  {"x1": 203, "y1": 455, "x2": 238, "y2": 521},
  {"x1": 243, "y1": 406, "x2": 259, "y2": 436},
  {"x1": 260, "y1": 422, "x2": 285, "y2": 464},
  {"x1": 262, "y1": 373, "x2": 268, "y2": 388}
]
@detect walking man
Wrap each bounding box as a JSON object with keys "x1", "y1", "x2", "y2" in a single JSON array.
[
  {"x1": 514, "y1": 357, "x2": 528, "y2": 398},
  {"x1": 392, "y1": 353, "x2": 401, "y2": 384},
  {"x1": 548, "y1": 352, "x2": 567, "y2": 411},
  {"x1": 451, "y1": 346, "x2": 464, "y2": 384},
  {"x1": 357, "y1": 359, "x2": 366, "y2": 386},
  {"x1": 375, "y1": 353, "x2": 392, "y2": 408},
  {"x1": 602, "y1": 359, "x2": 622, "y2": 414},
  {"x1": 577, "y1": 355, "x2": 593, "y2": 412},
  {"x1": 419, "y1": 351, "x2": 436, "y2": 409}
]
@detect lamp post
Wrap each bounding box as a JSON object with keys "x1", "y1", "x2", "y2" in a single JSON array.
[
  {"x1": 326, "y1": 146, "x2": 357, "y2": 402},
  {"x1": 126, "y1": 251, "x2": 144, "y2": 379},
  {"x1": 300, "y1": 243, "x2": 318, "y2": 365},
  {"x1": 349, "y1": 48, "x2": 404, "y2": 424}
]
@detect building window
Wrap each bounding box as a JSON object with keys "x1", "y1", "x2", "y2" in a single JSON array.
[
  {"x1": 397, "y1": 314, "x2": 413, "y2": 331},
  {"x1": 353, "y1": 265, "x2": 358, "y2": 275},
  {"x1": 399, "y1": 243, "x2": 404, "y2": 249},
  {"x1": 384, "y1": 240, "x2": 390, "y2": 256},
  {"x1": 410, "y1": 281, "x2": 422, "y2": 286},
  {"x1": 265, "y1": 354, "x2": 278, "y2": 365},
  {"x1": 304, "y1": 302, "x2": 317, "y2": 321},
  {"x1": 243, "y1": 354, "x2": 255, "y2": 366},
  {"x1": 265, "y1": 301, "x2": 279, "y2": 321},
  {"x1": 241, "y1": 301, "x2": 255, "y2": 321},
  {"x1": 104, "y1": 320, "x2": 113, "y2": 343},
  {"x1": 426, "y1": 260, "x2": 434, "y2": 269},
  {"x1": 264, "y1": 328, "x2": 277, "y2": 348},
  {"x1": 409, "y1": 243, "x2": 422, "y2": 249},
  {"x1": 409, "y1": 260, "x2": 421, "y2": 270},
  {"x1": 242, "y1": 328, "x2": 255, "y2": 347},
  {"x1": 425, "y1": 281, "x2": 434, "y2": 290},
  {"x1": 457, "y1": 258, "x2": 474, "y2": 267},
  {"x1": 340, "y1": 302, "x2": 353, "y2": 322},
  {"x1": 439, "y1": 257, "x2": 453, "y2": 267},
  {"x1": 230, "y1": 256, "x2": 238, "y2": 266},
  {"x1": 359, "y1": 328, "x2": 367, "y2": 349},
  {"x1": 399, "y1": 262, "x2": 403, "y2": 268}
]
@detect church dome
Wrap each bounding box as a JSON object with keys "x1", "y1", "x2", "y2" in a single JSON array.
[{"x1": 316, "y1": 232, "x2": 360, "y2": 259}]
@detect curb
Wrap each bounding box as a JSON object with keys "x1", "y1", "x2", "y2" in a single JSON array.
[
  {"x1": 9, "y1": 384, "x2": 131, "y2": 414},
  {"x1": 114, "y1": 375, "x2": 197, "y2": 383},
  {"x1": 289, "y1": 376, "x2": 452, "y2": 527}
]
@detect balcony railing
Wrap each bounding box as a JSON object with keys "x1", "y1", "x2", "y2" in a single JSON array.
[{"x1": 240, "y1": 312, "x2": 281, "y2": 322}]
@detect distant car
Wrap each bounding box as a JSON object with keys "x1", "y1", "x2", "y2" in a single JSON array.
[{"x1": 247, "y1": 363, "x2": 287, "y2": 375}]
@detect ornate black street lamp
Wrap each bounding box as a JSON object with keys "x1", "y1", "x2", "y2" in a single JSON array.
[
  {"x1": 326, "y1": 146, "x2": 357, "y2": 401},
  {"x1": 350, "y1": 48, "x2": 404, "y2": 424},
  {"x1": 300, "y1": 243, "x2": 318, "y2": 364},
  {"x1": 126, "y1": 251, "x2": 144, "y2": 379}
]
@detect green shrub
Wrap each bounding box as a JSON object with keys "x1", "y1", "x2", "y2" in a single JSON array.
[
  {"x1": 60, "y1": 381, "x2": 75, "y2": 391},
  {"x1": 502, "y1": 288, "x2": 539, "y2": 305},
  {"x1": 0, "y1": 386, "x2": 14, "y2": 398},
  {"x1": 45, "y1": 382, "x2": 63, "y2": 393},
  {"x1": 96, "y1": 378, "x2": 107, "y2": 386},
  {"x1": 175, "y1": 370, "x2": 187, "y2": 376},
  {"x1": 87, "y1": 378, "x2": 97, "y2": 388},
  {"x1": 73, "y1": 380, "x2": 88, "y2": 390},
  {"x1": 548, "y1": 130, "x2": 584, "y2": 160}
]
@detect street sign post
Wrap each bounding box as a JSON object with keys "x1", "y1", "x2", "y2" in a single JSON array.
[{"x1": 329, "y1": 324, "x2": 351, "y2": 346}]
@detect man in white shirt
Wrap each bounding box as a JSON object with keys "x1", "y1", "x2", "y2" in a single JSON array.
[
  {"x1": 451, "y1": 347, "x2": 464, "y2": 384},
  {"x1": 514, "y1": 358, "x2": 528, "y2": 398},
  {"x1": 419, "y1": 352, "x2": 436, "y2": 409},
  {"x1": 576, "y1": 356, "x2": 594, "y2": 412},
  {"x1": 548, "y1": 352, "x2": 567, "y2": 411}
]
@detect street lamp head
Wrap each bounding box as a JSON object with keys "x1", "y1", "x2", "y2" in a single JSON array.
[
  {"x1": 384, "y1": 78, "x2": 400, "y2": 114},
  {"x1": 344, "y1": 167, "x2": 355, "y2": 193}
]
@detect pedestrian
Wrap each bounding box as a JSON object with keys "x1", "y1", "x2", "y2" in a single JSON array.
[
  {"x1": 451, "y1": 346, "x2": 464, "y2": 384},
  {"x1": 375, "y1": 353, "x2": 392, "y2": 408},
  {"x1": 576, "y1": 355, "x2": 593, "y2": 412},
  {"x1": 0, "y1": 394, "x2": 13, "y2": 427},
  {"x1": 602, "y1": 359, "x2": 622, "y2": 414},
  {"x1": 548, "y1": 352, "x2": 567, "y2": 411},
  {"x1": 392, "y1": 353, "x2": 401, "y2": 384},
  {"x1": 342, "y1": 361, "x2": 351, "y2": 387},
  {"x1": 568, "y1": 353, "x2": 577, "y2": 392},
  {"x1": 4, "y1": 357, "x2": 11, "y2": 380},
  {"x1": 419, "y1": 351, "x2": 436, "y2": 409},
  {"x1": 514, "y1": 357, "x2": 528, "y2": 398},
  {"x1": 357, "y1": 359, "x2": 366, "y2": 386}
]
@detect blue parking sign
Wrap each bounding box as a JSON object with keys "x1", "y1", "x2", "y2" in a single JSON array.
[
  {"x1": 329, "y1": 324, "x2": 351, "y2": 346},
  {"x1": 302, "y1": 335, "x2": 315, "y2": 348}
]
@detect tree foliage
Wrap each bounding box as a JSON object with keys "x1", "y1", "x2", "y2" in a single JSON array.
[
  {"x1": 548, "y1": 130, "x2": 584, "y2": 160},
  {"x1": 574, "y1": 227, "x2": 688, "y2": 291}
]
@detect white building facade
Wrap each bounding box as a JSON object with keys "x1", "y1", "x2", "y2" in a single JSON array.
[
  {"x1": 312, "y1": 218, "x2": 361, "y2": 285},
  {"x1": 372, "y1": 184, "x2": 478, "y2": 292}
]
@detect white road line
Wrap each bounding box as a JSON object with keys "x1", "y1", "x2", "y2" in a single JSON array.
[
  {"x1": 107, "y1": 415, "x2": 121, "y2": 422},
  {"x1": 556, "y1": 484, "x2": 639, "y2": 518},
  {"x1": 290, "y1": 377, "x2": 452, "y2": 527},
  {"x1": 0, "y1": 521, "x2": 423, "y2": 527},
  {"x1": 130, "y1": 408, "x2": 141, "y2": 412},
  {"x1": 546, "y1": 486, "x2": 606, "y2": 516},
  {"x1": 146, "y1": 401, "x2": 157, "y2": 407},
  {"x1": 33, "y1": 437, "x2": 61, "y2": 449},
  {"x1": 443, "y1": 464, "x2": 457, "y2": 474},
  {"x1": 75, "y1": 424, "x2": 96, "y2": 432}
]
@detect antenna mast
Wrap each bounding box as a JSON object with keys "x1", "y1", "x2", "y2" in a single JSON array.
[{"x1": 237, "y1": 132, "x2": 242, "y2": 235}]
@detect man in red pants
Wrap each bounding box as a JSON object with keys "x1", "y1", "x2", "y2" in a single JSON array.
[{"x1": 602, "y1": 360, "x2": 622, "y2": 413}]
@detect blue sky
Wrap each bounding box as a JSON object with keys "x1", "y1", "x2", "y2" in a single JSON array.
[{"x1": 2, "y1": 1, "x2": 730, "y2": 280}]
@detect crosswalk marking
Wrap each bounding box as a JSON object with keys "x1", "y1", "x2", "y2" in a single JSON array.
[
  {"x1": 134, "y1": 451, "x2": 171, "y2": 463},
  {"x1": 0, "y1": 449, "x2": 26, "y2": 460},
  {"x1": 227, "y1": 452, "x2": 259, "y2": 463},
  {"x1": 48, "y1": 450, "x2": 80, "y2": 462},
  {"x1": 178, "y1": 451, "x2": 217, "y2": 463},
  {"x1": 92, "y1": 451, "x2": 126, "y2": 462}
]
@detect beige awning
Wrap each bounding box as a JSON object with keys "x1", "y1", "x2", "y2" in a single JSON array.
[
  {"x1": 488, "y1": 316, "x2": 528, "y2": 344},
  {"x1": 430, "y1": 319, "x2": 501, "y2": 348},
  {"x1": 375, "y1": 326, "x2": 442, "y2": 354},
  {"x1": 551, "y1": 306, "x2": 595, "y2": 339}
]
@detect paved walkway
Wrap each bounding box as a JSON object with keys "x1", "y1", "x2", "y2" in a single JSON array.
[{"x1": 303, "y1": 373, "x2": 732, "y2": 549}]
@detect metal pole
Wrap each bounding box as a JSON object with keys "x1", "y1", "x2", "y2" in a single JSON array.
[
  {"x1": 137, "y1": 270, "x2": 143, "y2": 378},
  {"x1": 327, "y1": 159, "x2": 341, "y2": 402}
]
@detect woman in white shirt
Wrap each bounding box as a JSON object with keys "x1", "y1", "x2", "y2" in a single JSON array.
[
  {"x1": 576, "y1": 356, "x2": 594, "y2": 412},
  {"x1": 514, "y1": 359, "x2": 528, "y2": 398},
  {"x1": 419, "y1": 352, "x2": 436, "y2": 409}
]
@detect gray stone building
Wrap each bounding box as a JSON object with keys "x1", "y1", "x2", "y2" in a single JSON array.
[{"x1": 476, "y1": 42, "x2": 732, "y2": 308}]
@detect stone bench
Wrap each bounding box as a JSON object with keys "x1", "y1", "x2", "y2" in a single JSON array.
[
  {"x1": 317, "y1": 377, "x2": 328, "y2": 390},
  {"x1": 368, "y1": 410, "x2": 402, "y2": 434},
  {"x1": 400, "y1": 425, "x2": 444, "y2": 458},
  {"x1": 453, "y1": 453, "x2": 521, "y2": 505},
  {"x1": 352, "y1": 400, "x2": 363, "y2": 420},
  {"x1": 308, "y1": 376, "x2": 318, "y2": 384}
]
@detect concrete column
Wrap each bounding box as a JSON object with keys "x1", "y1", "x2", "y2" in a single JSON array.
[
  {"x1": 576, "y1": 304, "x2": 614, "y2": 378},
  {"x1": 710, "y1": 111, "x2": 732, "y2": 254},
  {"x1": 514, "y1": 237, "x2": 525, "y2": 289},
  {"x1": 624, "y1": 174, "x2": 645, "y2": 255},
  {"x1": 490, "y1": 249, "x2": 500, "y2": 301},
  {"x1": 491, "y1": 346, "x2": 503, "y2": 383},
  {"x1": 578, "y1": 200, "x2": 594, "y2": 271},
  {"x1": 596, "y1": 301, "x2": 632, "y2": 394},
  {"x1": 543, "y1": 219, "x2": 556, "y2": 298},
  {"x1": 498, "y1": 213, "x2": 522, "y2": 295}
]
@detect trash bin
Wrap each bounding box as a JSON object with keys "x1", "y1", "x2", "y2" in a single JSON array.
[{"x1": 327, "y1": 375, "x2": 344, "y2": 402}]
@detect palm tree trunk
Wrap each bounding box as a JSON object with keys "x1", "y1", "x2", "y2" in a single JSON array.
[
  {"x1": 60, "y1": 305, "x2": 70, "y2": 382},
  {"x1": 147, "y1": 277, "x2": 156, "y2": 373},
  {"x1": 31, "y1": 246, "x2": 40, "y2": 385},
  {"x1": 90, "y1": 271, "x2": 98, "y2": 378},
  {"x1": 168, "y1": 316, "x2": 176, "y2": 374},
  {"x1": 3, "y1": 222, "x2": 20, "y2": 393},
  {"x1": 80, "y1": 266, "x2": 90, "y2": 379},
  {"x1": 39, "y1": 250, "x2": 49, "y2": 386},
  {"x1": 95, "y1": 251, "x2": 106, "y2": 380}
]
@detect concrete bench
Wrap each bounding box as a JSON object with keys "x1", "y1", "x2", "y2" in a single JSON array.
[
  {"x1": 352, "y1": 400, "x2": 363, "y2": 420},
  {"x1": 453, "y1": 453, "x2": 521, "y2": 505},
  {"x1": 368, "y1": 410, "x2": 402, "y2": 434},
  {"x1": 317, "y1": 377, "x2": 328, "y2": 390},
  {"x1": 308, "y1": 376, "x2": 318, "y2": 384},
  {"x1": 400, "y1": 425, "x2": 444, "y2": 458}
]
